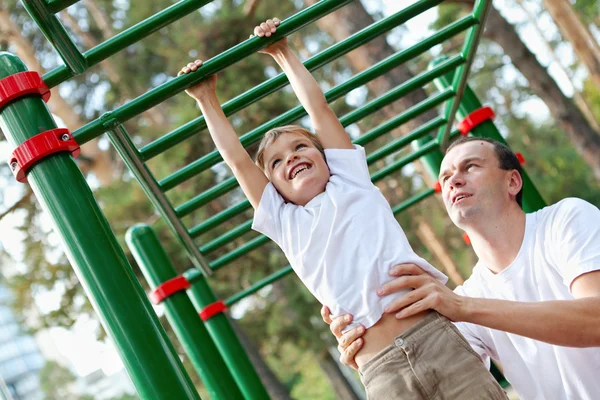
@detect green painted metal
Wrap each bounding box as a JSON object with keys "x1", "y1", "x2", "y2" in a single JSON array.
[
  {"x1": 184, "y1": 269, "x2": 269, "y2": 400},
  {"x1": 0, "y1": 53, "x2": 200, "y2": 400},
  {"x1": 161, "y1": 32, "x2": 469, "y2": 193},
  {"x1": 200, "y1": 220, "x2": 253, "y2": 255},
  {"x1": 189, "y1": 200, "x2": 252, "y2": 238},
  {"x1": 432, "y1": 64, "x2": 547, "y2": 212},
  {"x1": 22, "y1": 0, "x2": 87, "y2": 75},
  {"x1": 107, "y1": 125, "x2": 212, "y2": 275},
  {"x1": 437, "y1": 0, "x2": 492, "y2": 149},
  {"x1": 45, "y1": 0, "x2": 79, "y2": 14},
  {"x1": 126, "y1": 224, "x2": 243, "y2": 400},
  {"x1": 210, "y1": 235, "x2": 270, "y2": 271},
  {"x1": 140, "y1": 0, "x2": 463, "y2": 160},
  {"x1": 225, "y1": 266, "x2": 294, "y2": 307},
  {"x1": 68, "y1": 0, "x2": 351, "y2": 144}
]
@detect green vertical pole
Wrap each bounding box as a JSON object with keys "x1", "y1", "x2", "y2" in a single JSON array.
[
  {"x1": 125, "y1": 224, "x2": 243, "y2": 400},
  {"x1": 184, "y1": 269, "x2": 270, "y2": 400},
  {"x1": 0, "y1": 53, "x2": 200, "y2": 400},
  {"x1": 430, "y1": 58, "x2": 547, "y2": 212}
]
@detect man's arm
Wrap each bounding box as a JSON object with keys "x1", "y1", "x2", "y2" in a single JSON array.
[
  {"x1": 179, "y1": 61, "x2": 268, "y2": 209},
  {"x1": 380, "y1": 264, "x2": 600, "y2": 348},
  {"x1": 254, "y1": 19, "x2": 353, "y2": 150}
]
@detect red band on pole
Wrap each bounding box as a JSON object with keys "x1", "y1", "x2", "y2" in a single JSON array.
[
  {"x1": 150, "y1": 276, "x2": 191, "y2": 305},
  {"x1": 9, "y1": 129, "x2": 80, "y2": 183},
  {"x1": 0, "y1": 71, "x2": 51, "y2": 111},
  {"x1": 462, "y1": 232, "x2": 471, "y2": 245},
  {"x1": 457, "y1": 106, "x2": 495, "y2": 136},
  {"x1": 515, "y1": 152, "x2": 525, "y2": 165},
  {"x1": 199, "y1": 300, "x2": 227, "y2": 321},
  {"x1": 433, "y1": 181, "x2": 442, "y2": 193}
]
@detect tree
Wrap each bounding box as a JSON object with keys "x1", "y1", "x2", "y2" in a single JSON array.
[{"x1": 39, "y1": 360, "x2": 77, "y2": 400}]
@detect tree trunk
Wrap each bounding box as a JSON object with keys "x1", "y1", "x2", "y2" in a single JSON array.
[
  {"x1": 482, "y1": 5, "x2": 600, "y2": 180},
  {"x1": 541, "y1": 0, "x2": 600, "y2": 88},
  {"x1": 416, "y1": 220, "x2": 465, "y2": 285},
  {"x1": 514, "y1": 0, "x2": 600, "y2": 132},
  {"x1": 230, "y1": 319, "x2": 292, "y2": 400},
  {"x1": 318, "y1": 350, "x2": 364, "y2": 400},
  {"x1": 0, "y1": 8, "x2": 114, "y2": 184}
]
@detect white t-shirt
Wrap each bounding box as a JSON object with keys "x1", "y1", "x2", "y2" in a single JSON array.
[
  {"x1": 252, "y1": 145, "x2": 447, "y2": 330},
  {"x1": 454, "y1": 198, "x2": 600, "y2": 400}
]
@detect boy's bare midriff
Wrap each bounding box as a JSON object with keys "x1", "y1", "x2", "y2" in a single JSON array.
[{"x1": 355, "y1": 309, "x2": 433, "y2": 368}]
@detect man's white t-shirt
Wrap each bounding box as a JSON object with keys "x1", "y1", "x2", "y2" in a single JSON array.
[
  {"x1": 454, "y1": 198, "x2": 600, "y2": 400},
  {"x1": 252, "y1": 145, "x2": 447, "y2": 331}
]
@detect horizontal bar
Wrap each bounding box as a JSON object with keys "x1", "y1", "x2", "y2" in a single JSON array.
[
  {"x1": 391, "y1": 188, "x2": 435, "y2": 214},
  {"x1": 169, "y1": 56, "x2": 463, "y2": 218},
  {"x1": 23, "y1": 0, "x2": 87, "y2": 75},
  {"x1": 46, "y1": 0, "x2": 79, "y2": 13},
  {"x1": 200, "y1": 220, "x2": 253, "y2": 254},
  {"x1": 160, "y1": 19, "x2": 472, "y2": 192},
  {"x1": 197, "y1": 117, "x2": 447, "y2": 253},
  {"x1": 107, "y1": 125, "x2": 212, "y2": 276},
  {"x1": 176, "y1": 176, "x2": 238, "y2": 218},
  {"x1": 68, "y1": 0, "x2": 351, "y2": 143},
  {"x1": 225, "y1": 266, "x2": 294, "y2": 307},
  {"x1": 140, "y1": 0, "x2": 450, "y2": 161},
  {"x1": 209, "y1": 235, "x2": 270, "y2": 271},
  {"x1": 438, "y1": 0, "x2": 492, "y2": 149},
  {"x1": 189, "y1": 200, "x2": 251, "y2": 238}
]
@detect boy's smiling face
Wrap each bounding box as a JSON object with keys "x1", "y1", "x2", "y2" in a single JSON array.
[{"x1": 263, "y1": 132, "x2": 330, "y2": 206}]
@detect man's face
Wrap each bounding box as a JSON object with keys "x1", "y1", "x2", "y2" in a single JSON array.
[
  {"x1": 438, "y1": 141, "x2": 516, "y2": 229},
  {"x1": 263, "y1": 132, "x2": 330, "y2": 206}
]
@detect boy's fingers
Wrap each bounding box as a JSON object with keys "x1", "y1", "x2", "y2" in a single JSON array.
[
  {"x1": 194, "y1": 59, "x2": 203, "y2": 66},
  {"x1": 273, "y1": 17, "x2": 280, "y2": 25},
  {"x1": 260, "y1": 22, "x2": 270, "y2": 36},
  {"x1": 266, "y1": 19, "x2": 276, "y2": 31},
  {"x1": 254, "y1": 26, "x2": 264, "y2": 37}
]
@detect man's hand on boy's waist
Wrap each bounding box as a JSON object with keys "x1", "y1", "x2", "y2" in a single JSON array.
[{"x1": 321, "y1": 263, "x2": 471, "y2": 369}]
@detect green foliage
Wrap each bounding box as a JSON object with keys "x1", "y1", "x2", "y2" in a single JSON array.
[{"x1": 39, "y1": 361, "x2": 76, "y2": 400}]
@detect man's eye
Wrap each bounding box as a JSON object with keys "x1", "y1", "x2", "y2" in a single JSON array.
[{"x1": 466, "y1": 163, "x2": 475, "y2": 170}]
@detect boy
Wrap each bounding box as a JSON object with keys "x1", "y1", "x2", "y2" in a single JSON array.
[{"x1": 179, "y1": 18, "x2": 507, "y2": 399}]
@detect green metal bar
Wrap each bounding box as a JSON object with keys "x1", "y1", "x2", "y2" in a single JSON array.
[
  {"x1": 107, "y1": 125, "x2": 212, "y2": 276},
  {"x1": 45, "y1": 0, "x2": 79, "y2": 14},
  {"x1": 199, "y1": 118, "x2": 447, "y2": 255},
  {"x1": 366, "y1": 117, "x2": 447, "y2": 165},
  {"x1": 126, "y1": 225, "x2": 243, "y2": 400},
  {"x1": 391, "y1": 188, "x2": 435, "y2": 214},
  {"x1": 184, "y1": 269, "x2": 269, "y2": 400},
  {"x1": 437, "y1": 0, "x2": 492, "y2": 149},
  {"x1": 140, "y1": 0, "x2": 459, "y2": 161},
  {"x1": 22, "y1": 0, "x2": 87, "y2": 75},
  {"x1": 223, "y1": 190, "x2": 436, "y2": 306},
  {"x1": 0, "y1": 53, "x2": 199, "y2": 400},
  {"x1": 160, "y1": 31, "x2": 469, "y2": 192},
  {"x1": 200, "y1": 220, "x2": 253, "y2": 254},
  {"x1": 68, "y1": 0, "x2": 351, "y2": 142},
  {"x1": 210, "y1": 235, "x2": 270, "y2": 271},
  {"x1": 175, "y1": 176, "x2": 238, "y2": 218},
  {"x1": 225, "y1": 266, "x2": 294, "y2": 307},
  {"x1": 189, "y1": 200, "x2": 252, "y2": 238},
  {"x1": 432, "y1": 63, "x2": 546, "y2": 212}
]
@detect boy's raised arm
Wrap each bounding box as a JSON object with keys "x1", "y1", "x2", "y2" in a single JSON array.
[
  {"x1": 179, "y1": 61, "x2": 268, "y2": 209},
  {"x1": 254, "y1": 19, "x2": 353, "y2": 150}
]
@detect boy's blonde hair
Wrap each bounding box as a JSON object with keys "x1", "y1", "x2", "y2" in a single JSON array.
[{"x1": 255, "y1": 125, "x2": 325, "y2": 172}]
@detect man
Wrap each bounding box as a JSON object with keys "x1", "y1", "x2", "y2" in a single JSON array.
[{"x1": 322, "y1": 137, "x2": 600, "y2": 399}]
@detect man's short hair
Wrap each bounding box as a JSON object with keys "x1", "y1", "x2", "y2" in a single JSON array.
[{"x1": 446, "y1": 137, "x2": 523, "y2": 207}]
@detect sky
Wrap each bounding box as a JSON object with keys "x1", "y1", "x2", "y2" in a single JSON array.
[{"x1": 0, "y1": 0, "x2": 590, "y2": 381}]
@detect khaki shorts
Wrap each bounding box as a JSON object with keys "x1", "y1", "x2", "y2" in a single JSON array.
[{"x1": 358, "y1": 312, "x2": 508, "y2": 400}]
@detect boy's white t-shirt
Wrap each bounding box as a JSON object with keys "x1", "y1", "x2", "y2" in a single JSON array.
[
  {"x1": 252, "y1": 145, "x2": 447, "y2": 331},
  {"x1": 454, "y1": 198, "x2": 600, "y2": 400}
]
